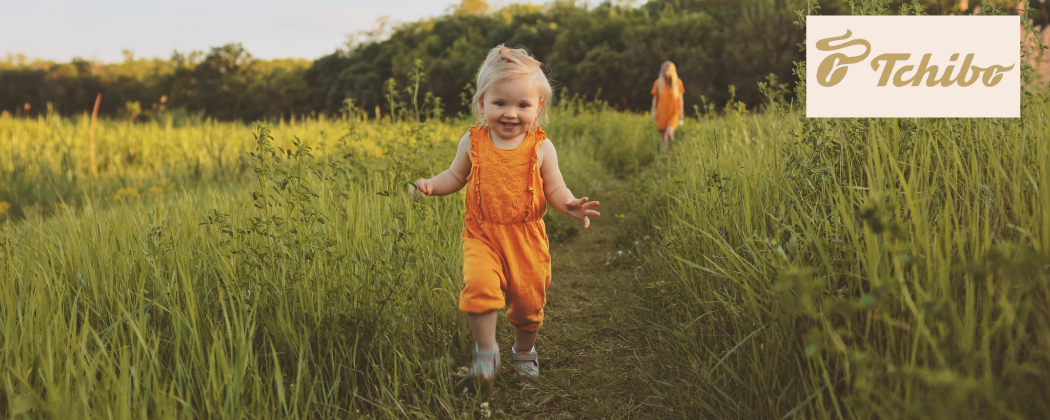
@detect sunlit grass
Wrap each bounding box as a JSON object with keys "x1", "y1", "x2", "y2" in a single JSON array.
[
  {"x1": 0, "y1": 98, "x2": 656, "y2": 417},
  {"x1": 628, "y1": 85, "x2": 1050, "y2": 418}
]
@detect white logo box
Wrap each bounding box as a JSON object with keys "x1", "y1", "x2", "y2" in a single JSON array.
[{"x1": 806, "y1": 16, "x2": 1020, "y2": 118}]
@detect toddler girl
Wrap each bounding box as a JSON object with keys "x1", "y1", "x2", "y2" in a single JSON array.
[{"x1": 411, "y1": 45, "x2": 599, "y2": 385}]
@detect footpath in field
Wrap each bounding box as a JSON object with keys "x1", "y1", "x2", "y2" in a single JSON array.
[{"x1": 488, "y1": 178, "x2": 670, "y2": 419}]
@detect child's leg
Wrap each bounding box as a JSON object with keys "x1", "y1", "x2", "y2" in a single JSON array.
[
  {"x1": 497, "y1": 223, "x2": 550, "y2": 377},
  {"x1": 461, "y1": 231, "x2": 507, "y2": 347},
  {"x1": 667, "y1": 125, "x2": 677, "y2": 147},
  {"x1": 659, "y1": 129, "x2": 668, "y2": 151},
  {"x1": 465, "y1": 310, "x2": 500, "y2": 385},
  {"x1": 512, "y1": 326, "x2": 540, "y2": 377},
  {"x1": 460, "y1": 230, "x2": 507, "y2": 373},
  {"x1": 513, "y1": 328, "x2": 537, "y2": 353},
  {"x1": 468, "y1": 310, "x2": 499, "y2": 350}
]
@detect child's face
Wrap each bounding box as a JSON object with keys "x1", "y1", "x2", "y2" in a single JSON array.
[{"x1": 480, "y1": 76, "x2": 542, "y2": 141}]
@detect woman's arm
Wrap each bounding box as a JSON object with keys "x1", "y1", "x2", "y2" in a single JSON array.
[
  {"x1": 538, "y1": 139, "x2": 600, "y2": 228},
  {"x1": 651, "y1": 95, "x2": 658, "y2": 120},
  {"x1": 412, "y1": 133, "x2": 471, "y2": 201}
]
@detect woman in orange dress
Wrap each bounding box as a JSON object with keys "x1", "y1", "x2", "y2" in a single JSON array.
[{"x1": 650, "y1": 61, "x2": 685, "y2": 151}]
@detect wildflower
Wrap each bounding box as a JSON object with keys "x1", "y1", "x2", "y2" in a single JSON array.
[{"x1": 113, "y1": 187, "x2": 139, "y2": 200}]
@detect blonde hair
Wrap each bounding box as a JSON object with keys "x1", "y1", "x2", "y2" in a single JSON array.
[
  {"x1": 656, "y1": 61, "x2": 680, "y2": 99},
  {"x1": 471, "y1": 45, "x2": 553, "y2": 128}
]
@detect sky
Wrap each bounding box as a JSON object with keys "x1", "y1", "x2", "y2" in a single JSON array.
[{"x1": 0, "y1": 0, "x2": 489, "y2": 63}]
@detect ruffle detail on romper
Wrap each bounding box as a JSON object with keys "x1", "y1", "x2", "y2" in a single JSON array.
[
  {"x1": 523, "y1": 128, "x2": 546, "y2": 222},
  {"x1": 466, "y1": 123, "x2": 485, "y2": 221}
]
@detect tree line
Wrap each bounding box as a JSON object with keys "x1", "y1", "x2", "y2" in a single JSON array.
[
  {"x1": 1, "y1": 0, "x2": 1041, "y2": 121},
  {"x1": 0, "y1": 45, "x2": 312, "y2": 122}
]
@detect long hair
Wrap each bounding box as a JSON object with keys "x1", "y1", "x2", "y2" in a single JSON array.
[
  {"x1": 471, "y1": 45, "x2": 553, "y2": 128},
  {"x1": 656, "y1": 61, "x2": 680, "y2": 99}
]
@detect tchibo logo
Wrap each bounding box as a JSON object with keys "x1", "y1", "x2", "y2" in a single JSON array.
[
  {"x1": 815, "y1": 30, "x2": 1015, "y2": 88},
  {"x1": 807, "y1": 16, "x2": 1019, "y2": 118}
]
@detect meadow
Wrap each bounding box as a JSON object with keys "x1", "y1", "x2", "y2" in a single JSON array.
[
  {"x1": 0, "y1": 97, "x2": 659, "y2": 418},
  {"x1": 628, "y1": 90, "x2": 1050, "y2": 418},
  {"x1": 4, "y1": 86, "x2": 1049, "y2": 418},
  {"x1": 3, "y1": 3, "x2": 1050, "y2": 418}
]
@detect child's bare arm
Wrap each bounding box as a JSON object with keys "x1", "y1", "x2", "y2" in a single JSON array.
[
  {"x1": 538, "y1": 139, "x2": 600, "y2": 228},
  {"x1": 413, "y1": 133, "x2": 471, "y2": 200}
]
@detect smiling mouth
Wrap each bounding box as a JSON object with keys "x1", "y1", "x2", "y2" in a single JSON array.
[{"x1": 499, "y1": 121, "x2": 519, "y2": 130}]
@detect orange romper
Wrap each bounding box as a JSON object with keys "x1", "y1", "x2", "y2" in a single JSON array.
[
  {"x1": 459, "y1": 123, "x2": 551, "y2": 332},
  {"x1": 651, "y1": 79, "x2": 685, "y2": 131}
]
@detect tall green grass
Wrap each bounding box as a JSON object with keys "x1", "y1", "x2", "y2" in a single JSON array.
[
  {"x1": 0, "y1": 113, "x2": 363, "y2": 221},
  {"x1": 0, "y1": 100, "x2": 655, "y2": 418},
  {"x1": 627, "y1": 35, "x2": 1050, "y2": 420}
]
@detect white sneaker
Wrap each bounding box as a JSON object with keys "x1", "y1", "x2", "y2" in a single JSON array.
[
  {"x1": 511, "y1": 347, "x2": 540, "y2": 377},
  {"x1": 470, "y1": 344, "x2": 500, "y2": 385}
]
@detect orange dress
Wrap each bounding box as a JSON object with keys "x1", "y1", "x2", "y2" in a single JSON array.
[
  {"x1": 651, "y1": 79, "x2": 685, "y2": 131},
  {"x1": 459, "y1": 123, "x2": 551, "y2": 332}
]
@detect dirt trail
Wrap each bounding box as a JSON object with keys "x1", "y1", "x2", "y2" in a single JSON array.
[{"x1": 487, "y1": 179, "x2": 669, "y2": 419}]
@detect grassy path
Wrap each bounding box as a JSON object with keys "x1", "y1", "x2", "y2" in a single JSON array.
[{"x1": 482, "y1": 179, "x2": 670, "y2": 419}]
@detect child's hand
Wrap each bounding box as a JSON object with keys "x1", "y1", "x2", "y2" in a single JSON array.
[
  {"x1": 412, "y1": 178, "x2": 432, "y2": 202},
  {"x1": 564, "y1": 197, "x2": 600, "y2": 228}
]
